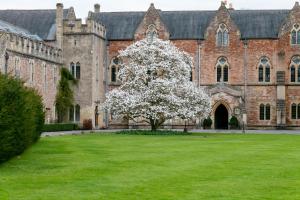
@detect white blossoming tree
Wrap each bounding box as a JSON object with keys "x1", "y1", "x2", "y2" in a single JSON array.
[{"x1": 102, "y1": 38, "x2": 211, "y2": 131}]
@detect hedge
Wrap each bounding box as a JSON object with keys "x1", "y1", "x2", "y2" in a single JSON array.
[
  {"x1": 42, "y1": 123, "x2": 79, "y2": 132},
  {"x1": 0, "y1": 74, "x2": 45, "y2": 164}
]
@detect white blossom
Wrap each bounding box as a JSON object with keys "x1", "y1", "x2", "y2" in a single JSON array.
[{"x1": 102, "y1": 38, "x2": 211, "y2": 130}]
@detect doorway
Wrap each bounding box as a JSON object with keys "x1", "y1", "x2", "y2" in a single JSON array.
[{"x1": 215, "y1": 104, "x2": 229, "y2": 129}]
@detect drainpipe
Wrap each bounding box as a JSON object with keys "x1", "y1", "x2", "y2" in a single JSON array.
[{"x1": 243, "y1": 40, "x2": 248, "y2": 132}]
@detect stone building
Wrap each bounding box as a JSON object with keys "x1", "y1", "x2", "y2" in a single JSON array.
[{"x1": 1, "y1": 2, "x2": 300, "y2": 129}]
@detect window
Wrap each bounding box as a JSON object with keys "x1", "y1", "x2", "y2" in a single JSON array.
[
  {"x1": 259, "y1": 104, "x2": 271, "y2": 120},
  {"x1": 216, "y1": 24, "x2": 229, "y2": 47},
  {"x1": 291, "y1": 24, "x2": 300, "y2": 45},
  {"x1": 75, "y1": 105, "x2": 80, "y2": 122},
  {"x1": 76, "y1": 62, "x2": 81, "y2": 79},
  {"x1": 216, "y1": 57, "x2": 229, "y2": 83},
  {"x1": 290, "y1": 56, "x2": 300, "y2": 82},
  {"x1": 69, "y1": 104, "x2": 80, "y2": 122},
  {"x1": 70, "y1": 62, "x2": 75, "y2": 76},
  {"x1": 110, "y1": 57, "x2": 122, "y2": 83},
  {"x1": 190, "y1": 71, "x2": 193, "y2": 82},
  {"x1": 291, "y1": 103, "x2": 300, "y2": 119},
  {"x1": 146, "y1": 24, "x2": 158, "y2": 43},
  {"x1": 70, "y1": 62, "x2": 80, "y2": 79},
  {"x1": 258, "y1": 57, "x2": 271, "y2": 82}
]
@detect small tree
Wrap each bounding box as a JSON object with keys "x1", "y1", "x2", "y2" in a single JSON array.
[
  {"x1": 229, "y1": 116, "x2": 239, "y2": 129},
  {"x1": 103, "y1": 38, "x2": 211, "y2": 131},
  {"x1": 55, "y1": 68, "x2": 77, "y2": 123}
]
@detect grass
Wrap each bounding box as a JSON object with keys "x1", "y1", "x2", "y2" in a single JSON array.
[{"x1": 1, "y1": 133, "x2": 300, "y2": 200}]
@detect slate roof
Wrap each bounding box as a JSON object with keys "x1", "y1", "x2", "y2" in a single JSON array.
[
  {"x1": 0, "y1": 9, "x2": 68, "y2": 40},
  {"x1": 0, "y1": 19, "x2": 42, "y2": 41},
  {"x1": 97, "y1": 9, "x2": 290, "y2": 40}
]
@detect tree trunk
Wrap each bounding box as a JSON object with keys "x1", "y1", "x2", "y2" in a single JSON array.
[{"x1": 150, "y1": 118, "x2": 165, "y2": 131}]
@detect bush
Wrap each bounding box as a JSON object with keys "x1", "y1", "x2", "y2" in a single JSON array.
[
  {"x1": 42, "y1": 123, "x2": 79, "y2": 132},
  {"x1": 0, "y1": 74, "x2": 45, "y2": 163},
  {"x1": 83, "y1": 119, "x2": 93, "y2": 130},
  {"x1": 229, "y1": 116, "x2": 239, "y2": 129},
  {"x1": 203, "y1": 117, "x2": 212, "y2": 129},
  {"x1": 116, "y1": 130, "x2": 191, "y2": 135}
]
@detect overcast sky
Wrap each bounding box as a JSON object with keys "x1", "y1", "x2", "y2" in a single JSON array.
[{"x1": 0, "y1": 0, "x2": 297, "y2": 19}]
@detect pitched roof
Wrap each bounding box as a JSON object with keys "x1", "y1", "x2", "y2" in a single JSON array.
[
  {"x1": 0, "y1": 19, "x2": 42, "y2": 41},
  {"x1": 0, "y1": 9, "x2": 68, "y2": 40},
  {"x1": 97, "y1": 9, "x2": 290, "y2": 40}
]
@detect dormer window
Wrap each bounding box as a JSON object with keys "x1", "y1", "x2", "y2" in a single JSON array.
[
  {"x1": 146, "y1": 24, "x2": 158, "y2": 43},
  {"x1": 217, "y1": 23, "x2": 229, "y2": 47},
  {"x1": 291, "y1": 24, "x2": 300, "y2": 45}
]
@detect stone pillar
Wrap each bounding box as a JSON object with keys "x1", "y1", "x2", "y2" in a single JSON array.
[{"x1": 56, "y1": 3, "x2": 64, "y2": 50}]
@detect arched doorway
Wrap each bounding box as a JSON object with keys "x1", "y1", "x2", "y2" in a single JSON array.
[{"x1": 215, "y1": 104, "x2": 228, "y2": 129}]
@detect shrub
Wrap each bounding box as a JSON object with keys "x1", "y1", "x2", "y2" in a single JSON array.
[
  {"x1": 0, "y1": 74, "x2": 45, "y2": 163},
  {"x1": 116, "y1": 130, "x2": 191, "y2": 135},
  {"x1": 229, "y1": 116, "x2": 239, "y2": 129},
  {"x1": 42, "y1": 123, "x2": 79, "y2": 132},
  {"x1": 203, "y1": 117, "x2": 212, "y2": 129},
  {"x1": 83, "y1": 119, "x2": 93, "y2": 130}
]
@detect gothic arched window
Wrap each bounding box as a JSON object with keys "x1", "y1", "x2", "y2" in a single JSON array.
[
  {"x1": 258, "y1": 57, "x2": 271, "y2": 82},
  {"x1": 70, "y1": 62, "x2": 75, "y2": 77},
  {"x1": 216, "y1": 57, "x2": 229, "y2": 83},
  {"x1": 110, "y1": 57, "x2": 122, "y2": 83},
  {"x1": 291, "y1": 24, "x2": 300, "y2": 45},
  {"x1": 76, "y1": 62, "x2": 81, "y2": 79},
  {"x1": 290, "y1": 56, "x2": 300, "y2": 82},
  {"x1": 216, "y1": 23, "x2": 229, "y2": 47},
  {"x1": 146, "y1": 24, "x2": 158, "y2": 43}
]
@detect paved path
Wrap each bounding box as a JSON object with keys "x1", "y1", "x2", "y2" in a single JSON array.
[{"x1": 41, "y1": 129, "x2": 300, "y2": 137}]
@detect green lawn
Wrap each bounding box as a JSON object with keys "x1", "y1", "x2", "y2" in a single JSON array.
[{"x1": 1, "y1": 133, "x2": 300, "y2": 200}]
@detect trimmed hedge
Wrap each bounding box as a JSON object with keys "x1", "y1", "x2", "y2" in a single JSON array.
[
  {"x1": 42, "y1": 123, "x2": 79, "y2": 132},
  {"x1": 116, "y1": 130, "x2": 191, "y2": 135},
  {"x1": 0, "y1": 74, "x2": 45, "y2": 163}
]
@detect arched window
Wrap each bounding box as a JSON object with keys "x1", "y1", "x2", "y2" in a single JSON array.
[
  {"x1": 110, "y1": 57, "x2": 122, "y2": 83},
  {"x1": 265, "y1": 104, "x2": 271, "y2": 120},
  {"x1": 259, "y1": 104, "x2": 265, "y2": 120},
  {"x1": 76, "y1": 62, "x2": 80, "y2": 79},
  {"x1": 216, "y1": 57, "x2": 229, "y2": 83},
  {"x1": 75, "y1": 104, "x2": 80, "y2": 122},
  {"x1": 70, "y1": 62, "x2": 75, "y2": 77},
  {"x1": 146, "y1": 24, "x2": 158, "y2": 43},
  {"x1": 190, "y1": 71, "x2": 193, "y2": 82},
  {"x1": 258, "y1": 57, "x2": 271, "y2": 82},
  {"x1": 291, "y1": 24, "x2": 300, "y2": 45},
  {"x1": 259, "y1": 104, "x2": 271, "y2": 120},
  {"x1": 291, "y1": 103, "x2": 297, "y2": 119},
  {"x1": 111, "y1": 65, "x2": 116, "y2": 82},
  {"x1": 290, "y1": 56, "x2": 300, "y2": 82},
  {"x1": 216, "y1": 23, "x2": 229, "y2": 47}
]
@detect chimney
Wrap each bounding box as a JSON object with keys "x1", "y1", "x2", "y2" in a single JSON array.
[
  {"x1": 94, "y1": 4, "x2": 100, "y2": 13},
  {"x1": 56, "y1": 3, "x2": 64, "y2": 49}
]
